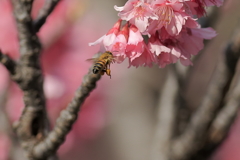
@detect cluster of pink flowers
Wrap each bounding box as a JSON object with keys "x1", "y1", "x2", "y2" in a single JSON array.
[{"x1": 89, "y1": 0, "x2": 223, "y2": 68}]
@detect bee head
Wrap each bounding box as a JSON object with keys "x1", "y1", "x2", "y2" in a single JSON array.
[{"x1": 106, "y1": 51, "x2": 113, "y2": 55}]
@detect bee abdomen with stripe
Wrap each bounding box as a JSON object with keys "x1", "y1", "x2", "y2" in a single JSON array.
[{"x1": 93, "y1": 61, "x2": 105, "y2": 74}]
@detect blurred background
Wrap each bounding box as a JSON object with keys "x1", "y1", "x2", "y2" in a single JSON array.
[{"x1": 0, "y1": 0, "x2": 239, "y2": 159}]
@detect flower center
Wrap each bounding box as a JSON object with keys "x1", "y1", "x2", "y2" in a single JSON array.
[
  {"x1": 156, "y1": 5, "x2": 174, "y2": 25},
  {"x1": 134, "y1": 5, "x2": 146, "y2": 20}
]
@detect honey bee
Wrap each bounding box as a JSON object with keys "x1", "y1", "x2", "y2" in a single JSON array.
[{"x1": 86, "y1": 51, "x2": 116, "y2": 78}]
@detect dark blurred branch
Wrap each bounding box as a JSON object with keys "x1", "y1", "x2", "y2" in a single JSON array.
[
  {"x1": 151, "y1": 67, "x2": 178, "y2": 160},
  {"x1": 33, "y1": 0, "x2": 60, "y2": 32},
  {"x1": 208, "y1": 30, "x2": 240, "y2": 143},
  {"x1": 198, "y1": 6, "x2": 220, "y2": 28},
  {"x1": 32, "y1": 70, "x2": 101, "y2": 159},
  {"x1": 208, "y1": 75, "x2": 240, "y2": 143},
  {"x1": 171, "y1": 29, "x2": 240, "y2": 160},
  {"x1": 185, "y1": 29, "x2": 240, "y2": 160}
]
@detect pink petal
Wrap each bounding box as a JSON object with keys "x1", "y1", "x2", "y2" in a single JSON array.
[
  {"x1": 170, "y1": 2, "x2": 183, "y2": 11},
  {"x1": 148, "y1": 35, "x2": 171, "y2": 56},
  {"x1": 127, "y1": 25, "x2": 143, "y2": 45},
  {"x1": 89, "y1": 35, "x2": 105, "y2": 46},
  {"x1": 191, "y1": 27, "x2": 217, "y2": 39},
  {"x1": 134, "y1": 17, "x2": 149, "y2": 33},
  {"x1": 103, "y1": 34, "x2": 117, "y2": 47},
  {"x1": 114, "y1": 5, "x2": 124, "y2": 11},
  {"x1": 166, "y1": 14, "x2": 182, "y2": 36},
  {"x1": 180, "y1": 55, "x2": 193, "y2": 66},
  {"x1": 171, "y1": 47, "x2": 181, "y2": 58}
]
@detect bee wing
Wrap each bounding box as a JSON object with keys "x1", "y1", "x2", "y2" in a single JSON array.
[
  {"x1": 86, "y1": 52, "x2": 104, "y2": 63},
  {"x1": 86, "y1": 58, "x2": 98, "y2": 63}
]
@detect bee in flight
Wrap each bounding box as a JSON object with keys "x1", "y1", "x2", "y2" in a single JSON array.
[{"x1": 86, "y1": 51, "x2": 116, "y2": 78}]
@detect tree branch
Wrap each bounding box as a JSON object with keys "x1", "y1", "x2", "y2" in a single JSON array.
[
  {"x1": 183, "y1": 28, "x2": 240, "y2": 160},
  {"x1": 9, "y1": 0, "x2": 49, "y2": 158},
  {"x1": 33, "y1": 0, "x2": 60, "y2": 32},
  {"x1": 170, "y1": 30, "x2": 240, "y2": 160},
  {"x1": 32, "y1": 69, "x2": 101, "y2": 159}
]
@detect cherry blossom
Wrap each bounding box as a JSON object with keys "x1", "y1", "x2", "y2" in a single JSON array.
[
  {"x1": 148, "y1": 31, "x2": 180, "y2": 68},
  {"x1": 126, "y1": 25, "x2": 154, "y2": 67},
  {"x1": 151, "y1": 27, "x2": 217, "y2": 67},
  {"x1": 178, "y1": 27, "x2": 217, "y2": 65},
  {"x1": 114, "y1": 0, "x2": 158, "y2": 33},
  {"x1": 89, "y1": 19, "x2": 122, "y2": 51},
  {"x1": 112, "y1": 23, "x2": 129, "y2": 63},
  {"x1": 90, "y1": 0, "x2": 224, "y2": 68}
]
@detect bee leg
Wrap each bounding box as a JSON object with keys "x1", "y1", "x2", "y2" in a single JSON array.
[
  {"x1": 105, "y1": 63, "x2": 111, "y2": 78},
  {"x1": 106, "y1": 69, "x2": 111, "y2": 79}
]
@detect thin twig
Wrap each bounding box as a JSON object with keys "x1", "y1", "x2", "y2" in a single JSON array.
[
  {"x1": 170, "y1": 32, "x2": 240, "y2": 160},
  {"x1": 21, "y1": 0, "x2": 34, "y2": 14},
  {"x1": 33, "y1": 0, "x2": 60, "y2": 32},
  {"x1": 151, "y1": 67, "x2": 178, "y2": 160},
  {"x1": 32, "y1": 69, "x2": 101, "y2": 159},
  {"x1": 0, "y1": 51, "x2": 17, "y2": 76}
]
